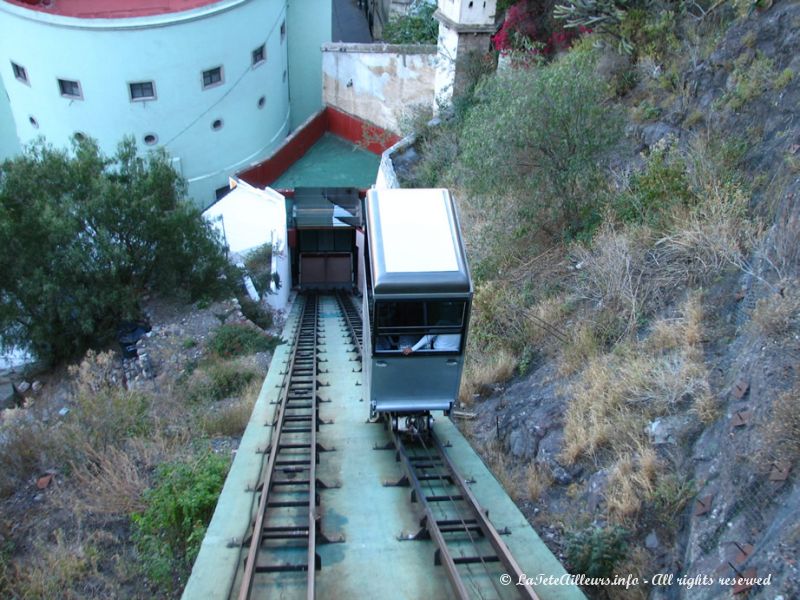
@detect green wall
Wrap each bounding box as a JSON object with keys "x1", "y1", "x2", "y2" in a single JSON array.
[{"x1": 287, "y1": 0, "x2": 331, "y2": 130}]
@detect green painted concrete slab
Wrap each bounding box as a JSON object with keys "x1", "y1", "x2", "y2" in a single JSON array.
[
  {"x1": 271, "y1": 134, "x2": 380, "y2": 190},
  {"x1": 434, "y1": 418, "x2": 586, "y2": 600},
  {"x1": 313, "y1": 297, "x2": 454, "y2": 600},
  {"x1": 182, "y1": 297, "x2": 304, "y2": 600},
  {"x1": 184, "y1": 294, "x2": 585, "y2": 600}
]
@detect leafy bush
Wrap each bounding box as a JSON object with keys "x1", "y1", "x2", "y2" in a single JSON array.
[
  {"x1": 458, "y1": 45, "x2": 623, "y2": 238},
  {"x1": 0, "y1": 137, "x2": 231, "y2": 363},
  {"x1": 382, "y1": 1, "x2": 438, "y2": 44},
  {"x1": 243, "y1": 243, "x2": 273, "y2": 296},
  {"x1": 555, "y1": 0, "x2": 633, "y2": 53},
  {"x1": 239, "y1": 296, "x2": 274, "y2": 330},
  {"x1": 613, "y1": 146, "x2": 695, "y2": 229},
  {"x1": 565, "y1": 524, "x2": 629, "y2": 578},
  {"x1": 132, "y1": 452, "x2": 229, "y2": 590},
  {"x1": 204, "y1": 363, "x2": 259, "y2": 401},
  {"x1": 207, "y1": 324, "x2": 278, "y2": 358},
  {"x1": 722, "y1": 52, "x2": 778, "y2": 110},
  {"x1": 185, "y1": 359, "x2": 261, "y2": 403}
]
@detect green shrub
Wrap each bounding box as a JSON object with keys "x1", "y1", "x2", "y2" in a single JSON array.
[
  {"x1": 382, "y1": 2, "x2": 438, "y2": 45},
  {"x1": 239, "y1": 296, "x2": 274, "y2": 330},
  {"x1": 458, "y1": 45, "x2": 623, "y2": 238},
  {"x1": 185, "y1": 361, "x2": 260, "y2": 403},
  {"x1": 0, "y1": 136, "x2": 232, "y2": 364},
  {"x1": 555, "y1": 0, "x2": 634, "y2": 53},
  {"x1": 651, "y1": 474, "x2": 695, "y2": 520},
  {"x1": 613, "y1": 146, "x2": 696, "y2": 229},
  {"x1": 205, "y1": 363, "x2": 259, "y2": 401},
  {"x1": 132, "y1": 452, "x2": 229, "y2": 591},
  {"x1": 243, "y1": 243, "x2": 273, "y2": 296},
  {"x1": 207, "y1": 324, "x2": 277, "y2": 358},
  {"x1": 723, "y1": 53, "x2": 776, "y2": 110},
  {"x1": 775, "y1": 68, "x2": 794, "y2": 89},
  {"x1": 565, "y1": 524, "x2": 629, "y2": 578}
]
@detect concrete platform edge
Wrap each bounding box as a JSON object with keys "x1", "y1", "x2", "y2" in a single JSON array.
[{"x1": 182, "y1": 299, "x2": 302, "y2": 600}]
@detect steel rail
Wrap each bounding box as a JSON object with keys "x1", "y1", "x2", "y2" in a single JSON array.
[
  {"x1": 412, "y1": 431, "x2": 507, "y2": 600},
  {"x1": 390, "y1": 423, "x2": 472, "y2": 599},
  {"x1": 238, "y1": 295, "x2": 320, "y2": 600},
  {"x1": 306, "y1": 295, "x2": 319, "y2": 600},
  {"x1": 390, "y1": 423, "x2": 540, "y2": 600},
  {"x1": 430, "y1": 431, "x2": 539, "y2": 600},
  {"x1": 335, "y1": 291, "x2": 362, "y2": 357}
]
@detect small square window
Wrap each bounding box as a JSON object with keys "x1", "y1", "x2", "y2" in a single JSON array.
[
  {"x1": 129, "y1": 81, "x2": 156, "y2": 101},
  {"x1": 280, "y1": 20, "x2": 286, "y2": 43},
  {"x1": 202, "y1": 66, "x2": 223, "y2": 89},
  {"x1": 11, "y1": 62, "x2": 28, "y2": 84},
  {"x1": 252, "y1": 44, "x2": 266, "y2": 67},
  {"x1": 58, "y1": 78, "x2": 82, "y2": 99}
]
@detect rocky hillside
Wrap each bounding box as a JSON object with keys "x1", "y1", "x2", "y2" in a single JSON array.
[{"x1": 404, "y1": 1, "x2": 800, "y2": 598}]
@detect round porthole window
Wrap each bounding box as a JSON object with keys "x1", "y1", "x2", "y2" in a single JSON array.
[
  {"x1": 211, "y1": 119, "x2": 223, "y2": 131},
  {"x1": 144, "y1": 133, "x2": 158, "y2": 145},
  {"x1": 29, "y1": 116, "x2": 39, "y2": 128},
  {"x1": 257, "y1": 96, "x2": 266, "y2": 109}
]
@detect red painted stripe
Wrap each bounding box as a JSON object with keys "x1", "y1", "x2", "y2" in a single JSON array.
[
  {"x1": 6, "y1": 0, "x2": 222, "y2": 18},
  {"x1": 325, "y1": 106, "x2": 400, "y2": 154},
  {"x1": 237, "y1": 106, "x2": 398, "y2": 189},
  {"x1": 238, "y1": 111, "x2": 327, "y2": 188}
]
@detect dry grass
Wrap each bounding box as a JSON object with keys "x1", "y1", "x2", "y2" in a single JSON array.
[
  {"x1": 608, "y1": 546, "x2": 652, "y2": 600},
  {"x1": 459, "y1": 349, "x2": 517, "y2": 405},
  {"x1": 559, "y1": 323, "x2": 601, "y2": 376},
  {"x1": 525, "y1": 462, "x2": 554, "y2": 502},
  {"x1": 196, "y1": 379, "x2": 261, "y2": 436},
  {"x1": 761, "y1": 386, "x2": 800, "y2": 464},
  {"x1": 560, "y1": 348, "x2": 706, "y2": 463},
  {"x1": 561, "y1": 297, "x2": 709, "y2": 464},
  {"x1": 572, "y1": 223, "x2": 656, "y2": 340},
  {"x1": 751, "y1": 282, "x2": 800, "y2": 336},
  {"x1": 67, "y1": 350, "x2": 120, "y2": 396},
  {"x1": 646, "y1": 294, "x2": 704, "y2": 354},
  {"x1": 70, "y1": 443, "x2": 150, "y2": 515},
  {"x1": 604, "y1": 447, "x2": 661, "y2": 524},
  {"x1": 523, "y1": 294, "x2": 571, "y2": 352},
  {"x1": 470, "y1": 281, "x2": 528, "y2": 351},
  {"x1": 5, "y1": 529, "x2": 102, "y2": 600},
  {"x1": 691, "y1": 390, "x2": 721, "y2": 424},
  {"x1": 0, "y1": 418, "x2": 68, "y2": 498},
  {"x1": 654, "y1": 175, "x2": 758, "y2": 285},
  {"x1": 483, "y1": 440, "x2": 516, "y2": 494}
]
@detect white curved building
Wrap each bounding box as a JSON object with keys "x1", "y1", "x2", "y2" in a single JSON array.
[{"x1": 0, "y1": 0, "x2": 331, "y2": 206}]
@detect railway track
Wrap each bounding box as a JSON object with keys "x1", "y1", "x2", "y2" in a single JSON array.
[
  {"x1": 237, "y1": 291, "x2": 539, "y2": 599},
  {"x1": 335, "y1": 290, "x2": 363, "y2": 356},
  {"x1": 238, "y1": 293, "x2": 340, "y2": 600},
  {"x1": 335, "y1": 291, "x2": 537, "y2": 599},
  {"x1": 387, "y1": 426, "x2": 540, "y2": 600}
]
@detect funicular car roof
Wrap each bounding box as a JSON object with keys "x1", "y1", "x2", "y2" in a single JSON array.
[{"x1": 366, "y1": 189, "x2": 471, "y2": 296}]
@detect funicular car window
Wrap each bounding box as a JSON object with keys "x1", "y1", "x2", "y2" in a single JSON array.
[{"x1": 374, "y1": 300, "x2": 465, "y2": 353}]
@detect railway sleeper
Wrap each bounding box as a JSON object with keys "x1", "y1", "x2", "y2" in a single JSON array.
[
  {"x1": 267, "y1": 494, "x2": 319, "y2": 508},
  {"x1": 433, "y1": 550, "x2": 501, "y2": 566},
  {"x1": 410, "y1": 489, "x2": 464, "y2": 503},
  {"x1": 253, "y1": 554, "x2": 321, "y2": 573},
  {"x1": 260, "y1": 526, "x2": 310, "y2": 541}
]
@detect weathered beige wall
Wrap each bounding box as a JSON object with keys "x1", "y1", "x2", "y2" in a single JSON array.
[{"x1": 322, "y1": 42, "x2": 436, "y2": 134}]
